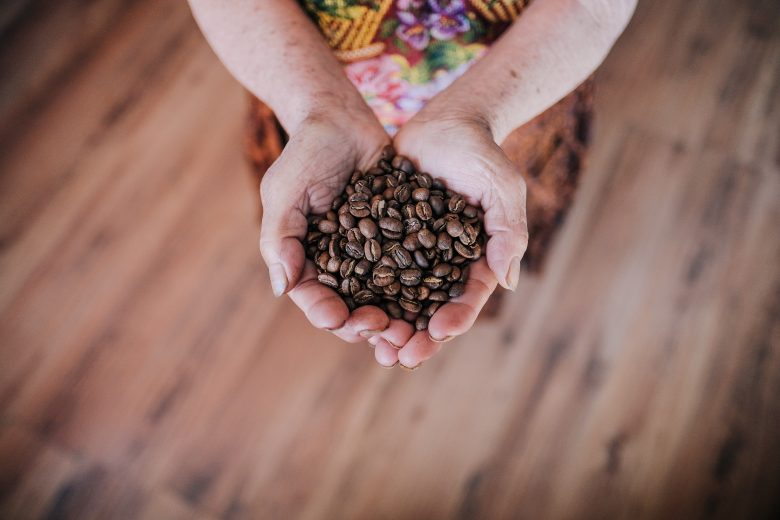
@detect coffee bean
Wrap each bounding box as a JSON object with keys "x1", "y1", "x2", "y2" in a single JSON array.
[
  {"x1": 417, "y1": 286, "x2": 430, "y2": 300},
  {"x1": 358, "y1": 218, "x2": 378, "y2": 239},
  {"x1": 429, "y1": 196, "x2": 445, "y2": 216},
  {"x1": 380, "y1": 145, "x2": 395, "y2": 162},
  {"x1": 354, "y1": 259, "x2": 371, "y2": 277},
  {"x1": 415, "y1": 315, "x2": 429, "y2": 331},
  {"x1": 317, "y1": 273, "x2": 339, "y2": 289},
  {"x1": 403, "y1": 233, "x2": 420, "y2": 251},
  {"x1": 379, "y1": 217, "x2": 403, "y2": 233},
  {"x1": 348, "y1": 192, "x2": 369, "y2": 203},
  {"x1": 384, "y1": 280, "x2": 401, "y2": 296},
  {"x1": 345, "y1": 241, "x2": 364, "y2": 259},
  {"x1": 370, "y1": 199, "x2": 386, "y2": 219},
  {"x1": 367, "y1": 279, "x2": 384, "y2": 294},
  {"x1": 354, "y1": 290, "x2": 375, "y2": 304},
  {"x1": 390, "y1": 246, "x2": 413, "y2": 268},
  {"x1": 401, "y1": 286, "x2": 416, "y2": 300},
  {"x1": 417, "y1": 228, "x2": 436, "y2": 249},
  {"x1": 437, "y1": 232, "x2": 452, "y2": 251},
  {"x1": 446, "y1": 219, "x2": 464, "y2": 237},
  {"x1": 463, "y1": 205, "x2": 478, "y2": 218},
  {"x1": 448, "y1": 266, "x2": 461, "y2": 282},
  {"x1": 394, "y1": 184, "x2": 412, "y2": 203},
  {"x1": 412, "y1": 187, "x2": 430, "y2": 202},
  {"x1": 428, "y1": 290, "x2": 449, "y2": 302},
  {"x1": 416, "y1": 201, "x2": 433, "y2": 220},
  {"x1": 326, "y1": 256, "x2": 341, "y2": 273},
  {"x1": 422, "y1": 276, "x2": 444, "y2": 289},
  {"x1": 349, "y1": 201, "x2": 370, "y2": 218},
  {"x1": 449, "y1": 282, "x2": 465, "y2": 298},
  {"x1": 402, "y1": 204, "x2": 416, "y2": 219},
  {"x1": 386, "y1": 206, "x2": 403, "y2": 220},
  {"x1": 339, "y1": 212, "x2": 356, "y2": 229},
  {"x1": 373, "y1": 265, "x2": 395, "y2": 287},
  {"x1": 404, "y1": 218, "x2": 422, "y2": 233},
  {"x1": 414, "y1": 249, "x2": 430, "y2": 269},
  {"x1": 364, "y1": 238, "x2": 381, "y2": 261},
  {"x1": 339, "y1": 258, "x2": 356, "y2": 277},
  {"x1": 423, "y1": 301, "x2": 441, "y2": 317},
  {"x1": 318, "y1": 219, "x2": 338, "y2": 234},
  {"x1": 380, "y1": 255, "x2": 398, "y2": 270},
  {"x1": 448, "y1": 194, "x2": 466, "y2": 213},
  {"x1": 392, "y1": 156, "x2": 415, "y2": 174},
  {"x1": 399, "y1": 298, "x2": 422, "y2": 313},
  {"x1": 400, "y1": 268, "x2": 422, "y2": 286},
  {"x1": 386, "y1": 301, "x2": 403, "y2": 319}
]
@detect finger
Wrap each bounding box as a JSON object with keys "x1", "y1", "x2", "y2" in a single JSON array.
[
  {"x1": 427, "y1": 259, "x2": 497, "y2": 341},
  {"x1": 483, "y1": 169, "x2": 528, "y2": 291},
  {"x1": 376, "y1": 319, "x2": 415, "y2": 349},
  {"x1": 374, "y1": 338, "x2": 400, "y2": 368},
  {"x1": 260, "y1": 189, "x2": 307, "y2": 296},
  {"x1": 288, "y1": 262, "x2": 350, "y2": 331},
  {"x1": 397, "y1": 331, "x2": 442, "y2": 369},
  {"x1": 336, "y1": 305, "x2": 390, "y2": 343}
]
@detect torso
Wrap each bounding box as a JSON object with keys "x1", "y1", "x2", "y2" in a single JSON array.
[{"x1": 299, "y1": 0, "x2": 532, "y2": 134}]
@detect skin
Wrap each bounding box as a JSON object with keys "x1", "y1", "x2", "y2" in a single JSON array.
[{"x1": 188, "y1": 0, "x2": 636, "y2": 368}]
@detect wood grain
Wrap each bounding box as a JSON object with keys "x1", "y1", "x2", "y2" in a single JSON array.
[{"x1": 1, "y1": 0, "x2": 778, "y2": 518}]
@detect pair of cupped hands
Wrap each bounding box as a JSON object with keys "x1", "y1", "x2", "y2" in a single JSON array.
[{"x1": 259, "y1": 99, "x2": 529, "y2": 369}]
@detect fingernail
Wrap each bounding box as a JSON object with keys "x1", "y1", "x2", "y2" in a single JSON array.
[
  {"x1": 367, "y1": 341, "x2": 375, "y2": 349},
  {"x1": 429, "y1": 334, "x2": 454, "y2": 343},
  {"x1": 360, "y1": 329, "x2": 384, "y2": 338},
  {"x1": 506, "y1": 256, "x2": 521, "y2": 291},
  {"x1": 324, "y1": 319, "x2": 347, "y2": 331},
  {"x1": 269, "y1": 263, "x2": 288, "y2": 297},
  {"x1": 380, "y1": 361, "x2": 399, "y2": 370},
  {"x1": 400, "y1": 363, "x2": 421, "y2": 371}
]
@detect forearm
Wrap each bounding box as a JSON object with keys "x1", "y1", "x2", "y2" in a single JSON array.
[
  {"x1": 427, "y1": 0, "x2": 636, "y2": 143},
  {"x1": 188, "y1": 0, "x2": 367, "y2": 133}
]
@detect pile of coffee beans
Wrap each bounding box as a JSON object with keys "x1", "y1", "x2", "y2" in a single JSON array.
[{"x1": 303, "y1": 146, "x2": 486, "y2": 331}]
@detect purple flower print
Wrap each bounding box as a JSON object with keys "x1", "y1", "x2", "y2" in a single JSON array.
[
  {"x1": 396, "y1": 3, "x2": 430, "y2": 50},
  {"x1": 425, "y1": 0, "x2": 470, "y2": 41}
]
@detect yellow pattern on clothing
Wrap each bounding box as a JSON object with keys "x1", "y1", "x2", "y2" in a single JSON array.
[{"x1": 315, "y1": 0, "x2": 393, "y2": 61}]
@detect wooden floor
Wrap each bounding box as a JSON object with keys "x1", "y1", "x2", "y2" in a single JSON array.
[{"x1": 1, "y1": 0, "x2": 779, "y2": 518}]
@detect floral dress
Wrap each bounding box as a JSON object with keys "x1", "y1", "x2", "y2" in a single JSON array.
[{"x1": 299, "y1": 0, "x2": 532, "y2": 134}]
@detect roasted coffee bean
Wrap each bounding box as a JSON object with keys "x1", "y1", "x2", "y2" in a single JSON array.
[
  {"x1": 370, "y1": 199, "x2": 386, "y2": 219},
  {"x1": 428, "y1": 290, "x2": 449, "y2": 302},
  {"x1": 399, "y1": 298, "x2": 422, "y2": 313},
  {"x1": 386, "y1": 301, "x2": 403, "y2": 319},
  {"x1": 412, "y1": 187, "x2": 430, "y2": 202},
  {"x1": 402, "y1": 204, "x2": 416, "y2": 220},
  {"x1": 423, "y1": 276, "x2": 444, "y2": 289},
  {"x1": 448, "y1": 194, "x2": 466, "y2": 213},
  {"x1": 349, "y1": 201, "x2": 370, "y2": 218},
  {"x1": 400, "y1": 268, "x2": 422, "y2": 286},
  {"x1": 417, "y1": 228, "x2": 436, "y2": 249},
  {"x1": 463, "y1": 205, "x2": 478, "y2": 218},
  {"x1": 423, "y1": 301, "x2": 441, "y2": 317},
  {"x1": 354, "y1": 290, "x2": 375, "y2": 304},
  {"x1": 449, "y1": 282, "x2": 465, "y2": 298},
  {"x1": 416, "y1": 201, "x2": 433, "y2": 220},
  {"x1": 415, "y1": 315, "x2": 429, "y2": 331},
  {"x1": 446, "y1": 219, "x2": 464, "y2": 237},
  {"x1": 354, "y1": 259, "x2": 371, "y2": 277},
  {"x1": 386, "y1": 206, "x2": 403, "y2": 220},
  {"x1": 345, "y1": 241, "x2": 364, "y2": 259},
  {"x1": 448, "y1": 266, "x2": 462, "y2": 282},
  {"x1": 339, "y1": 258, "x2": 356, "y2": 277},
  {"x1": 358, "y1": 218, "x2": 378, "y2": 239},
  {"x1": 392, "y1": 156, "x2": 415, "y2": 174},
  {"x1": 318, "y1": 219, "x2": 338, "y2": 234},
  {"x1": 404, "y1": 217, "x2": 422, "y2": 233},
  {"x1": 432, "y1": 217, "x2": 447, "y2": 232},
  {"x1": 429, "y1": 195, "x2": 445, "y2": 216},
  {"x1": 380, "y1": 255, "x2": 398, "y2": 270},
  {"x1": 364, "y1": 238, "x2": 381, "y2": 261},
  {"x1": 379, "y1": 217, "x2": 403, "y2": 233},
  {"x1": 394, "y1": 184, "x2": 412, "y2": 203},
  {"x1": 437, "y1": 232, "x2": 452, "y2": 251},
  {"x1": 380, "y1": 145, "x2": 395, "y2": 162},
  {"x1": 401, "y1": 286, "x2": 416, "y2": 300},
  {"x1": 339, "y1": 212, "x2": 356, "y2": 229},
  {"x1": 402, "y1": 233, "x2": 420, "y2": 251},
  {"x1": 416, "y1": 173, "x2": 432, "y2": 189},
  {"x1": 373, "y1": 265, "x2": 395, "y2": 287},
  {"x1": 414, "y1": 249, "x2": 430, "y2": 269},
  {"x1": 432, "y1": 263, "x2": 452, "y2": 277},
  {"x1": 390, "y1": 246, "x2": 413, "y2": 268},
  {"x1": 367, "y1": 279, "x2": 384, "y2": 294},
  {"x1": 318, "y1": 273, "x2": 339, "y2": 289},
  {"x1": 384, "y1": 280, "x2": 401, "y2": 296},
  {"x1": 348, "y1": 192, "x2": 369, "y2": 203},
  {"x1": 417, "y1": 286, "x2": 431, "y2": 301},
  {"x1": 326, "y1": 256, "x2": 341, "y2": 273}
]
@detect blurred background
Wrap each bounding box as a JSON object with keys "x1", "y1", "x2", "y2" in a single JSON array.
[{"x1": 1, "y1": 0, "x2": 779, "y2": 518}]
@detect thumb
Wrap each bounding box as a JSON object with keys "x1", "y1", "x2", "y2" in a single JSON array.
[
  {"x1": 483, "y1": 161, "x2": 529, "y2": 291},
  {"x1": 259, "y1": 182, "x2": 307, "y2": 297}
]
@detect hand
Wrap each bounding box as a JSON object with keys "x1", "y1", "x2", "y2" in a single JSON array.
[
  {"x1": 369, "y1": 109, "x2": 528, "y2": 369},
  {"x1": 259, "y1": 105, "x2": 395, "y2": 343}
]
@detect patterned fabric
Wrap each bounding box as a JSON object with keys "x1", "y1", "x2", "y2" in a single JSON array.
[{"x1": 299, "y1": 0, "x2": 531, "y2": 134}]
